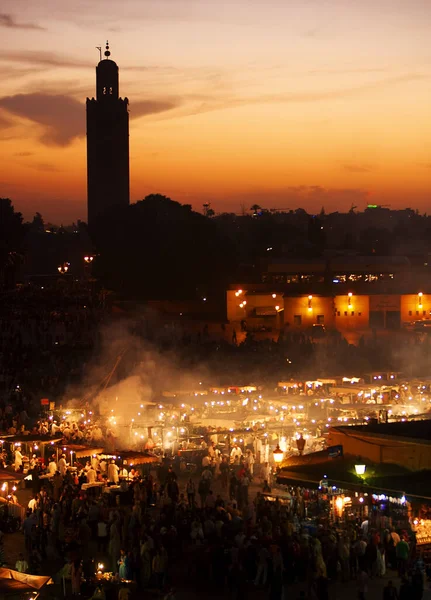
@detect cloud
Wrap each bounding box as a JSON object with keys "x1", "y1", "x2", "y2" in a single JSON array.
[
  {"x1": 0, "y1": 110, "x2": 12, "y2": 128},
  {"x1": 132, "y1": 99, "x2": 179, "y2": 118},
  {"x1": 0, "y1": 94, "x2": 85, "y2": 146},
  {"x1": 2, "y1": 51, "x2": 90, "y2": 69},
  {"x1": 306, "y1": 68, "x2": 388, "y2": 75},
  {"x1": 0, "y1": 13, "x2": 45, "y2": 30},
  {"x1": 343, "y1": 163, "x2": 375, "y2": 173},
  {"x1": 13, "y1": 151, "x2": 34, "y2": 157},
  {"x1": 154, "y1": 73, "x2": 425, "y2": 122},
  {"x1": 0, "y1": 93, "x2": 180, "y2": 146}
]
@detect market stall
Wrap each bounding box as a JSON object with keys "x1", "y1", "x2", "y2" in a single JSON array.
[{"x1": 0, "y1": 567, "x2": 52, "y2": 598}]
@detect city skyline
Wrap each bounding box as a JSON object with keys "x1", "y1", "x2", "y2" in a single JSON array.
[{"x1": 0, "y1": 0, "x2": 430, "y2": 223}]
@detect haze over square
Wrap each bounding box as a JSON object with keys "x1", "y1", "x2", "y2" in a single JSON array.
[{"x1": 0, "y1": 0, "x2": 430, "y2": 223}]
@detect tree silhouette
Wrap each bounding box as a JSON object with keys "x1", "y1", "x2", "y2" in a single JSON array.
[
  {"x1": 91, "y1": 194, "x2": 235, "y2": 300},
  {"x1": 250, "y1": 204, "x2": 262, "y2": 215},
  {"x1": 0, "y1": 198, "x2": 26, "y2": 289},
  {"x1": 30, "y1": 212, "x2": 45, "y2": 233}
]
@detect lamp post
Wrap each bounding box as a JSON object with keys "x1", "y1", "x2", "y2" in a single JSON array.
[
  {"x1": 355, "y1": 464, "x2": 366, "y2": 476},
  {"x1": 273, "y1": 445, "x2": 284, "y2": 465},
  {"x1": 57, "y1": 262, "x2": 69, "y2": 274}
]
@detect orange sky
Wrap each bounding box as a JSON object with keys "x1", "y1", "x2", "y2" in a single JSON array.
[{"x1": 0, "y1": 0, "x2": 430, "y2": 223}]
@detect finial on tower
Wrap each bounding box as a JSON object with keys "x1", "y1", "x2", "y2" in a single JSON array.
[{"x1": 104, "y1": 41, "x2": 111, "y2": 59}]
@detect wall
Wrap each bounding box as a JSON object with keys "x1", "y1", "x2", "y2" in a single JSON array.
[
  {"x1": 401, "y1": 294, "x2": 430, "y2": 323},
  {"x1": 328, "y1": 428, "x2": 431, "y2": 470},
  {"x1": 283, "y1": 296, "x2": 334, "y2": 329},
  {"x1": 227, "y1": 290, "x2": 429, "y2": 332},
  {"x1": 334, "y1": 294, "x2": 370, "y2": 330},
  {"x1": 226, "y1": 290, "x2": 279, "y2": 327}
]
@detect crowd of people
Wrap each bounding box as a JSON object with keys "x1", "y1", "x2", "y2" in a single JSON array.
[
  {"x1": 0, "y1": 284, "x2": 104, "y2": 421},
  {"x1": 1, "y1": 443, "x2": 428, "y2": 600}
]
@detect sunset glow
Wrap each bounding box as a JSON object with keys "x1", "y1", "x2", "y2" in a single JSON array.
[{"x1": 1, "y1": 0, "x2": 430, "y2": 222}]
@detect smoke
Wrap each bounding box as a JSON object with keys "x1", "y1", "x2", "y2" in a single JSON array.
[{"x1": 60, "y1": 313, "x2": 213, "y2": 447}]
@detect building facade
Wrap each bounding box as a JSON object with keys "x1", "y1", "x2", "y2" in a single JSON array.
[
  {"x1": 86, "y1": 43, "x2": 129, "y2": 228},
  {"x1": 227, "y1": 256, "x2": 431, "y2": 333},
  {"x1": 328, "y1": 422, "x2": 431, "y2": 471}
]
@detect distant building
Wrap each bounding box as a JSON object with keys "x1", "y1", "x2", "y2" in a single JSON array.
[
  {"x1": 227, "y1": 255, "x2": 431, "y2": 333},
  {"x1": 328, "y1": 421, "x2": 431, "y2": 470},
  {"x1": 86, "y1": 42, "x2": 129, "y2": 228}
]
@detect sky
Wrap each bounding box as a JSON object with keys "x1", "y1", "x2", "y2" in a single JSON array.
[{"x1": 0, "y1": 0, "x2": 430, "y2": 223}]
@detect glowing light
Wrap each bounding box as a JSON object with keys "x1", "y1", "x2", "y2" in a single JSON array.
[{"x1": 355, "y1": 464, "x2": 366, "y2": 476}]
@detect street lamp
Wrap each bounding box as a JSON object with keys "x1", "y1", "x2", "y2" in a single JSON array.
[
  {"x1": 355, "y1": 464, "x2": 366, "y2": 476},
  {"x1": 84, "y1": 255, "x2": 94, "y2": 264},
  {"x1": 273, "y1": 445, "x2": 284, "y2": 464},
  {"x1": 57, "y1": 262, "x2": 69, "y2": 274}
]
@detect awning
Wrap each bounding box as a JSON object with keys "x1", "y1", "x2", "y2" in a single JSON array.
[
  {"x1": 98, "y1": 451, "x2": 160, "y2": 465},
  {"x1": 58, "y1": 444, "x2": 105, "y2": 458},
  {"x1": 0, "y1": 470, "x2": 26, "y2": 482},
  {"x1": 0, "y1": 567, "x2": 52, "y2": 594}
]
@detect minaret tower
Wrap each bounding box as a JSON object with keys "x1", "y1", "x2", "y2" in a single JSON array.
[{"x1": 86, "y1": 42, "x2": 130, "y2": 228}]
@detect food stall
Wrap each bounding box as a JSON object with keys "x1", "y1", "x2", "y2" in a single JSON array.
[{"x1": 0, "y1": 567, "x2": 52, "y2": 599}]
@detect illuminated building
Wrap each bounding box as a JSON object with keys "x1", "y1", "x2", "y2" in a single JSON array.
[
  {"x1": 86, "y1": 42, "x2": 130, "y2": 228},
  {"x1": 328, "y1": 421, "x2": 431, "y2": 471},
  {"x1": 227, "y1": 255, "x2": 431, "y2": 333}
]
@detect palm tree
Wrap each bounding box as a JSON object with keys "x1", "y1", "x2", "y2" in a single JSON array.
[{"x1": 250, "y1": 204, "x2": 262, "y2": 216}]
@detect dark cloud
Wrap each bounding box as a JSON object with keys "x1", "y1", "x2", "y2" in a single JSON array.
[
  {"x1": 0, "y1": 93, "x2": 180, "y2": 146},
  {"x1": 0, "y1": 110, "x2": 12, "y2": 128},
  {"x1": 13, "y1": 151, "x2": 34, "y2": 157},
  {"x1": 0, "y1": 94, "x2": 85, "y2": 146},
  {"x1": 132, "y1": 99, "x2": 179, "y2": 119},
  {"x1": 0, "y1": 13, "x2": 45, "y2": 30},
  {"x1": 343, "y1": 163, "x2": 375, "y2": 173}
]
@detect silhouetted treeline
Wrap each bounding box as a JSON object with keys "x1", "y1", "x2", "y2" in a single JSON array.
[{"x1": 3, "y1": 195, "x2": 431, "y2": 298}]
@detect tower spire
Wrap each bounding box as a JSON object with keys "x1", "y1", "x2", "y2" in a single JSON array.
[{"x1": 104, "y1": 41, "x2": 111, "y2": 59}]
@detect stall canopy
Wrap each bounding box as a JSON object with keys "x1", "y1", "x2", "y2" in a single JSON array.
[
  {"x1": 0, "y1": 470, "x2": 26, "y2": 483},
  {"x1": 3, "y1": 435, "x2": 62, "y2": 445},
  {"x1": 98, "y1": 450, "x2": 159, "y2": 465},
  {"x1": 58, "y1": 444, "x2": 105, "y2": 458},
  {"x1": 276, "y1": 451, "x2": 431, "y2": 501},
  {"x1": 0, "y1": 567, "x2": 52, "y2": 594}
]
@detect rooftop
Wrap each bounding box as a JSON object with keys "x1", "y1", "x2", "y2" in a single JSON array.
[
  {"x1": 333, "y1": 420, "x2": 431, "y2": 443},
  {"x1": 277, "y1": 451, "x2": 431, "y2": 500}
]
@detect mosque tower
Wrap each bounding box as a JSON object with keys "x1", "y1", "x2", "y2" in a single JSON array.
[{"x1": 86, "y1": 42, "x2": 129, "y2": 228}]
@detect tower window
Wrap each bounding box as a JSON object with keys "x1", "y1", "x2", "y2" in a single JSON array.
[
  {"x1": 317, "y1": 315, "x2": 324, "y2": 324},
  {"x1": 344, "y1": 311, "x2": 347, "y2": 316},
  {"x1": 337, "y1": 311, "x2": 340, "y2": 317},
  {"x1": 294, "y1": 315, "x2": 302, "y2": 326},
  {"x1": 351, "y1": 311, "x2": 355, "y2": 316},
  {"x1": 109, "y1": 87, "x2": 113, "y2": 94},
  {"x1": 409, "y1": 311, "x2": 412, "y2": 316},
  {"x1": 103, "y1": 86, "x2": 107, "y2": 95}
]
